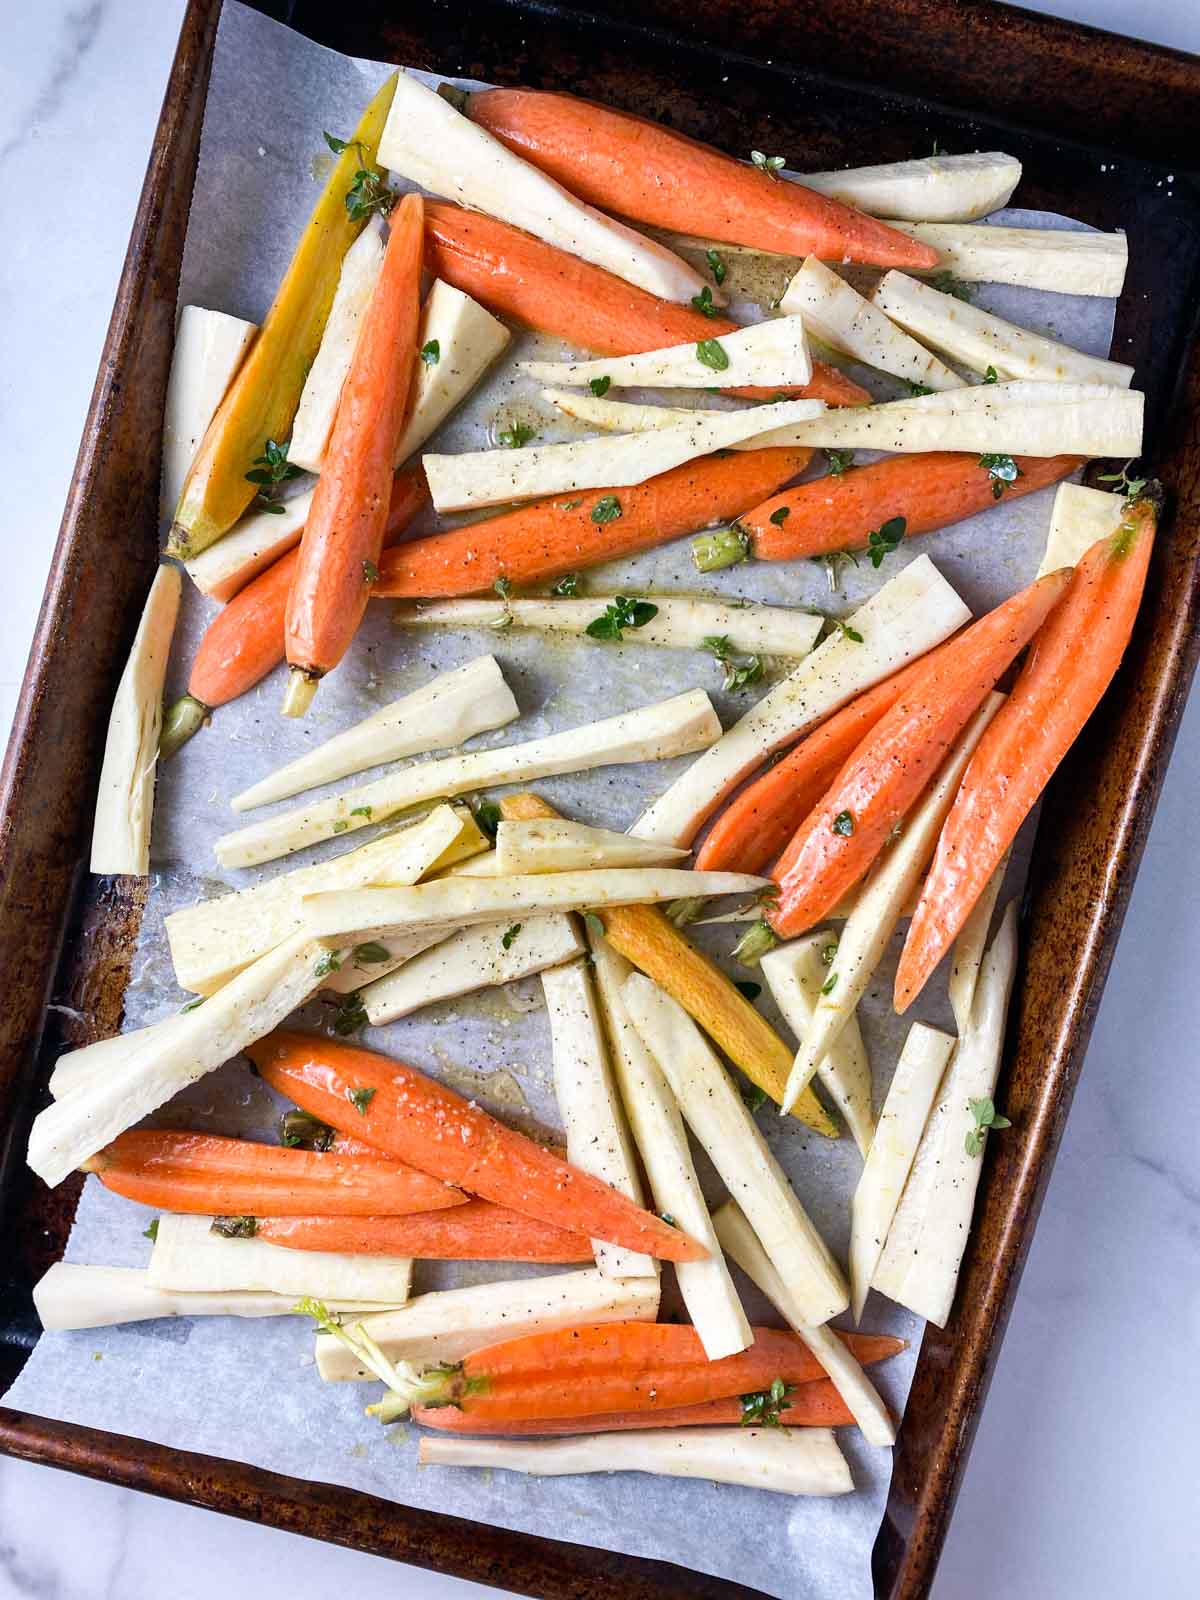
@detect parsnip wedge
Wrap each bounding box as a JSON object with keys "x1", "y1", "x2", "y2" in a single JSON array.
[
  {"x1": 948, "y1": 850, "x2": 1010, "y2": 1035},
  {"x1": 184, "y1": 487, "x2": 312, "y2": 602},
  {"x1": 872, "y1": 270, "x2": 1134, "y2": 387},
  {"x1": 90, "y1": 565, "x2": 181, "y2": 877},
  {"x1": 395, "y1": 280, "x2": 512, "y2": 465},
  {"x1": 49, "y1": 1020, "x2": 177, "y2": 1101},
  {"x1": 873, "y1": 903, "x2": 1019, "y2": 1326},
  {"x1": 542, "y1": 388, "x2": 708, "y2": 438},
  {"x1": 495, "y1": 820, "x2": 688, "y2": 875},
  {"x1": 847, "y1": 1023, "x2": 954, "y2": 1323},
  {"x1": 26, "y1": 932, "x2": 336, "y2": 1189},
  {"x1": 216, "y1": 689, "x2": 721, "y2": 868},
  {"x1": 780, "y1": 258, "x2": 963, "y2": 391},
  {"x1": 161, "y1": 306, "x2": 256, "y2": 529},
  {"x1": 543, "y1": 958, "x2": 657, "y2": 1279},
  {"x1": 147, "y1": 1213, "x2": 411, "y2": 1302},
  {"x1": 519, "y1": 317, "x2": 812, "y2": 390},
  {"x1": 422, "y1": 398, "x2": 823, "y2": 512},
  {"x1": 589, "y1": 934, "x2": 752, "y2": 1357},
  {"x1": 759, "y1": 936, "x2": 874, "y2": 1158},
  {"x1": 361, "y1": 913, "x2": 583, "y2": 1024},
  {"x1": 1036, "y1": 482, "x2": 1126, "y2": 578},
  {"x1": 622, "y1": 973, "x2": 848, "y2": 1325},
  {"x1": 380, "y1": 71, "x2": 710, "y2": 306},
  {"x1": 888, "y1": 221, "x2": 1128, "y2": 297},
  {"x1": 232, "y1": 655, "x2": 518, "y2": 812},
  {"x1": 395, "y1": 596, "x2": 825, "y2": 658},
  {"x1": 632, "y1": 556, "x2": 970, "y2": 846},
  {"x1": 321, "y1": 929, "x2": 452, "y2": 997},
  {"x1": 800, "y1": 152, "x2": 1021, "y2": 222},
  {"x1": 783, "y1": 693, "x2": 1003, "y2": 1109},
  {"x1": 713, "y1": 1201, "x2": 895, "y2": 1447},
  {"x1": 316, "y1": 1268, "x2": 660, "y2": 1380},
  {"x1": 419, "y1": 1428, "x2": 852, "y2": 1496}
]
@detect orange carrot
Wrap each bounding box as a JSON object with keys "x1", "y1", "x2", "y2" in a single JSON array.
[
  {"x1": 284, "y1": 193, "x2": 424, "y2": 713},
  {"x1": 257, "y1": 1202, "x2": 593, "y2": 1262},
  {"x1": 374, "y1": 446, "x2": 811, "y2": 599},
  {"x1": 769, "y1": 571, "x2": 1072, "y2": 937},
  {"x1": 737, "y1": 452, "x2": 1085, "y2": 562},
  {"x1": 81, "y1": 1129, "x2": 465, "y2": 1217},
  {"x1": 247, "y1": 1032, "x2": 707, "y2": 1264},
  {"x1": 895, "y1": 491, "x2": 1159, "y2": 1010},
  {"x1": 466, "y1": 89, "x2": 939, "y2": 270},
  {"x1": 424, "y1": 201, "x2": 869, "y2": 407}
]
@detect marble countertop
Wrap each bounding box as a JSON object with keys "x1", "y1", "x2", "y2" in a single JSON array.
[{"x1": 1, "y1": 3, "x2": 1197, "y2": 1596}]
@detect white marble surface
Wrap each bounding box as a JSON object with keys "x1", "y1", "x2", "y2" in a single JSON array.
[{"x1": 1, "y1": 2, "x2": 1197, "y2": 1596}]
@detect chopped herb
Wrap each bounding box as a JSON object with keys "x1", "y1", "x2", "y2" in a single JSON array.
[
  {"x1": 701, "y1": 634, "x2": 763, "y2": 692},
  {"x1": 732, "y1": 918, "x2": 778, "y2": 966},
  {"x1": 979, "y1": 452, "x2": 1022, "y2": 498},
  {"x1": 739, "y1": 1376, "x2": 796, "y2": 1426},
  {"x1": 211, "y1": 1215, "x2": 257, "y2": 1239},
  {"x1": 353, "y1": 941, "x2": 392, "y2": 966},
  {"x1": 333, "y1": 996, "x2": 369, "y2": 1037},
  {"x1": 584, "y1": 911, "x2": 605, "y2": 941},
  {"x1": 831, "y1": 618, "x2": 864, "y2": 643},
  {"x1": 965, "y1": 1095, "x2": 1012, "y2": 1157},
  {"x1": 811, "y1": 549, "x2": 859, "y2": 592},
  {"x1": 742, "y1": 1081, "x2": 769, "y2": 1113},
  {"x1": 585, "y1": 595, "x2": 659, "y2": 641},
  {"x1": 420, "y1": 339, "x2": 441, "y2": 366},
  {"x1": 588, "y1": 375, "x2": 612, "y2": 397},
  {"x1": 691, "y1": 285, "x2": 719, "y2": 318},
  {"x1": 665, "y1": 896, "x2": 707, "y2": 928},
  {"x1": 867, "y1": 515, "x2": 907, "y2": 568},
  {"x1": 735, "y1": 980, "x2": 762, "y2": 1002},
  {"x1": 820, "y1": 940, "x2": 838, "y2": 967},
  {"x1": 362, "y1": 559, "x2": 379, "y2": 585},
  {"x1": 750, "y1": 150, "x2": 786, "y2": 179},
  {"x1": 696, "y1": 337, "x2": 730, "y2": 372},
  {"x1": 345, "y1": 162, "x2": 395, "y2": 222},
  {"x1": 1097, "y1": 461, "x2": 1148, "y2": 503},
  {"x1": 179, "y1": 995, "x2": 205, "y2": 1013},
  {"x1": 692, "y1": 525, "x2": 750, "y2": 572},
  {"x1": 831, "y1": 809, "x2": 855, "y2": 837},
  {"x1": 143, "y1": 1218, "x2": 159, "y2": 1242},
  {"x1": 551, "y1": 572, "x2": 581, "y2": 597},
  {"x1": 659, "y1": 1212, "x2": 678, "y2": 1228},
  {"x1": 332, "y1": 820, "x2": 349, "y2": 834},
  {"x1": 820, "y1": 971, "x2": 838, "y2": 996},
  {"x1": 498, "y1": 422, "x2": 535, "y2": 449},
  {"x1": 348, "y1": 1085, "x2": 377, "y2": 1115},
  {"x1": 705, "y1": 247, "x2": 727, "y2": 286},
  {"x1": 591, "y1": 494, "x2": 623, "y2": 525},
  {"x1": 501, "y1": 923, "x2": 522, "y2": 951},
  {"x1": 825, "y1": 449, "x2": 856, "y2": 476},
  {"x1": 493, "y1": 576, "x2": 513, "y2": 600},
  {"x1": 350, "y1": 805, "x2": 373, "y2": 819},
  {"x1": 280, "y1": 1110, "x2": 335, "y2": 1150},
  {"x1": 314, "y1": 949, "x2": 342, "y2": 980},
  {"x1": 982, "y1": 364, "x2": 998, "y2": 384},
  {"x1": 245, "y1": 438, "x2": 302, "y2": 513},
  {"x1": 558, "y1": 498, "x2": 584, "y2": 512},
  {"x1": 473, "y1": 799, "x2": 502, "y2": 840},
  {"x1": 323, "y1": 131, "x2": 351, "y2": 154},
  {"x1": 906, "y1": 380, "x2": 933, "y2": 398},
  {"x1": 769, "y1": 506, "x2": 791, "y2": 527},
  {"x1": 930, "y1": 272, "x2": 973, "y2": 302}
]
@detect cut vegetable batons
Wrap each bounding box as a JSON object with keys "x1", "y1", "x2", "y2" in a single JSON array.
[
  {"x1": 379, "y1": 71, "x2": 710, "y2": 306},
  {"x1": 216, "y1": 689, "x2": 722, "y2": 868},
  {"x1": 419, "y1": 1427, "x2": 852, "y2": 1496},
  {"x1": 519, "y1": 317, "x2": 812, "y2": 390},
  {"x1": 543, "y1": 957, "x2": 657, "y2": 1279},
  {"x1": 759, "y1": 936, "x2": 874, "y2": 1158},
  {"x1": 395, "y1": 280, "x2": 511, "y2": 464},
  {"x1": 713, "y1": 1200, "x2": 895, "y2": 1447},
  {"x1": 847, "y1": 1023, "x2": 955, "y2": 1322},
  {"x1": 231, "y1": 655, "x2": 518, "y2": 812},
  {"x1": 782, "y1": 692, "x2": 1004, "y2": 1111},
  {"x1": 360, "y1": 913, "x2": 583, "y2": 1024},
  {"x1": 888, "y1": 221, "x2": 1128, "y2": 297},
  {"x1": 396, "y1": 596, "x2": 825, "y2": 659},
  {"x1": 871, "y1": 270, "x2": 1135, "y2": 387},
  {"x1": 1036, "y1": 482, "x2": 1127, "y2": 578},
  {"x1": 622, "y1": 972, "x2": 848, "y2": 1325},
  {"x1": 589, "y1": 932, "x2": 751, "y2": 1356},
  {"x1": 320, "y1": 928, "x2": 451, "y2": 996},
  {"x1": 873, "y1": 902, "x2": 1018, "y2": 1326},
  {"x1": 780, "y1": 258, "x2": 963, "y2": 391},
  {"x1": 90, "y1": 565, "x2": 182, "y2": 877},
  {"x1": 542, "y1": 389, "x2": 729, "y2": 439},
  {"x1": 422, "y1": 398, "x2": 823, "y2": 513},
  {"x1": 632, "y1": 556, "x2": 970, "y2": 847},
  {"x1": 316, "y1": 1268, "x2": 660, "y2": 1380},
  {"x1": 948, "y1": 851, "x2": 1010, "y2": 1036},
  {"x1": 800, "y1": 152, "x2": 1021, "y2": 222},
  {"x1": 146, "y1": 1212, "x2": 412, "y2": 1303},
  {"x1": 495, "y1": 819, "x2": 689, "y2": 874},
  {"x1": 160, "y1": 306, "x2": 256, "y2": 529},
  {"x1": 184, "y1": 487, "x2": 312, "y2": 603},
  {"x1": 26, "y1": 931, "x2": 336, "y2": 1188},
  {"x1": 165, "y1": 804, "x2": 467, "y2": 995},
  {"x1": 50, "y1": 1019, "x2": 176, "y2": 1101}
]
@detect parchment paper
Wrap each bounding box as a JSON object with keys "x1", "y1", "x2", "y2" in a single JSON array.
[{"x1": 3, "y1": 6, "x2": 1121, "y2": 1595}]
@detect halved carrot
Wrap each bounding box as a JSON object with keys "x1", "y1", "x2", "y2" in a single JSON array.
[
  {"x1": 465, "y1": 89, "x2": 939, "y2": 270},
  {"x1": 413, "y1": 1382, "x2": 860, "y2": 1434},
  {"x1": 374, "y1": 446, "x2": 811, "y2": 599},
  {"x1": 257, "y1": 1202, "x2": 593, "y2": 1262},
  {"x1": 895, "y1": 491, "x2": 1160, "y2": 1010},
  {"x1": 738, "y1": 452, "x2": 1084, "y2": 562},
  {"x1": 246, "y1": 1031, "x2": 707, "y2": 1264},
  {"x1": 424, "y1": 201, "x2": 869, "y2": 406},
  {"x1": 81, "y1": 1129, "x2": 464, "y2": 1217},
  {"x1": 284, "y1": 193, "x2": 424, "y2": 715},
  {"x1": 769, "y1": 570, "x2": 1072, "y2": 937}
]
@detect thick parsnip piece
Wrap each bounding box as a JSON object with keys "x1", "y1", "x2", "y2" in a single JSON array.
[
  {"x1": 519, "y1": 318, "x2": 812, "y2": 390},
  {"x1": 713, "y1": 1201, "x2": 896, "y2": 1447},
  {"x1": 316, "y1": 1268, "x2": 660, "y2": 1380},
  {"x1": 147, "y1": 1213, "x2": 411, "y2": 1302},
  {"x1": 49, "y1": 1021, "x2": 177, "y2": 1100},
  {"x1": 184, "y1": 487, "x2": 312, "y2": 602},
  {"x1": 216, "y1": 690, "x2": 722, "y2": 867},
  {"x1": 395, "y1": 280, "x2": 511, "y2": 464},
  {"x1": 632, "y1": 556, "x2": 970, "y2": 846},
  {"x1": 872, "y1": 270, "x2": 1134, "y2": 387},
  {"x1": 27, "y1": 932, "x2": 335, "y2": 1188},
  {"x1": 165, "y1": 805, "x2": 466, "y2": 995},
  {"x1": 422, "y1": 399, "x2": 823, "y2": 512},
  {"x1": 90, "y1": 566, "x2": 181, "y2": 876},
  {"x1": 419, "y1": 1427, "x2": 852, "y2": 1496},
  {"x1": 543, "y1": 958, "x2": 657, "y2": 1279},
  {"x1": 361, "y1": 913, "x2": 583, "y2": 1024},
  {"x1": 380, "y1": 72, "x2": 710, "y2": 306},
  {"x1": 589, "y1": 934, "x2": 751, "y2": 1357},
  {"x1": 542, "y1": 389, "x2": 709, "y2": 438},
  {"x1": 321, "y1": 928, "x2": 451, "y2": 996},
  {"x1": 496, "y1": 820, "x2": 688, "y2": 874},
  {"x1": 848, "y1": 1023, "x2": 953, "y2": 1322},
  {"x1": 395, "y1": 595, "x2": 824, "y2": 658},
  {"x1": 759, "y1": 936, "x2": 874, "y2": 1158},
  {"x1": 623, "y1": 974, "x2": 848, "y2": 1325},
  {"x1": 888, "y1": 221, "x2": 1128, "y2": 296},
  {"x1": 1036, "y1": 482, "x2": 1126, "y2": 578},
  {"x1": 801, "y1": 152, "x2": 1021, "y2": 222},
  {"x1": 873, "y1": 903, "x2": 1018, "y2": 1326},
  {"x1": 948, "y1": 851, "x2": 1010, "y2": 1036},
  {"x1": 232, "y1": 656, "x2": 518, "y2": 812},
  {"x1": 781, "y1": 258, "x2": 963, "y2": 391},
  {"x1": 160, "y1": 306, "x2": 256, "y2": 528}
]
